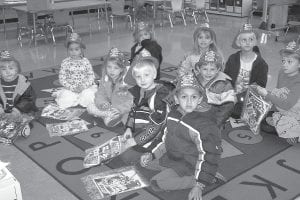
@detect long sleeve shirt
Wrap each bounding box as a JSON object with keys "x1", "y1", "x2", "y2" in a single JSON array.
[{"x1": 266, "y1": 70, "x2": 300, "y2": 115}]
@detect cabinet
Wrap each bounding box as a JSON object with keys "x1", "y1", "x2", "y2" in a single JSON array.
[{"x1": 205, "y1": 0, "x2": 253, "y2": 17}]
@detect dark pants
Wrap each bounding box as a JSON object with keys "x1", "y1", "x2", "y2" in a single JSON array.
[
  {"x1": 231, "y1": 92, "x2": 246, "y2": 119},
  {"x1": 260, "y1": 111, "x2": 277, "y2": 134}
]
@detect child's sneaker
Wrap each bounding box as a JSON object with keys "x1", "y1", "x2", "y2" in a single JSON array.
[
  {"x1": 286, "y1": 137, "x2": 300, "y2": 145},
  {"x1": 20, "y1": 124, "x2": 31, "y2": 138},
  {"x1": 104, "y1": 109, "x2": 122, "y2": 127}
]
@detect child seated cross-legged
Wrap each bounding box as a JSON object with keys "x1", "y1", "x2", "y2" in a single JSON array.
[
  {"x1": 140, "y1": 74, "x2": 223, "y2": 200},
  {"x1": 119, "y1": 53, "x2": 173, "y2": 165},
  {"x1": 224, "y1": 23, "x2": 268, "y2": 119},
  {"x1": 256, "y1": 41, "x2": 300, "y2": 145},
  {"x1": 55, "y1": 33, "x2": 97, "y2": 109},
  {"x1": 194, "y1": 50, "x2": 236, "y2": 127},
  {"x1": 87, "y1": 48, "x2": 134, "y2": 127},
  {"x1": 0, "y1": 50, "x2": 37, "y2": 136}
]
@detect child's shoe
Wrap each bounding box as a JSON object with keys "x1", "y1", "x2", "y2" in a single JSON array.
[
  {"x1": 20, "y1": 124, "x2": 31, "y2": 138},
  {"x1": 286, "y1": 137, "x2": 300, "y2": 145},
  {"x1": 104, "y1": 109, "x2": 122, "y2": 127}
]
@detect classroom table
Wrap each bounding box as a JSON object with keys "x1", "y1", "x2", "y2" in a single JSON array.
[
  {"x1": 0, "y1": 0, "x2": 26, "y2": 38},
  {"x1": 12, "y1": 0, "x2": 109, "y2": 46}
]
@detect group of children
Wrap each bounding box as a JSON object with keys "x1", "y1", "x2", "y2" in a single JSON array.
[{"x1": 1, "y1": 19, "x2": 300, "y2": 200}]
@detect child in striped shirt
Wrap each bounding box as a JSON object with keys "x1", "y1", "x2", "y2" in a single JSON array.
[{"x1": 0, "y1": 50, "x2": 36, "y2": 115}]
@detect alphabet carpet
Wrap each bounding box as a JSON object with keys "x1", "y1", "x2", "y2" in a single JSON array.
[{"x1": 12, "y1": 59, "x2": 300, "y2": 200}]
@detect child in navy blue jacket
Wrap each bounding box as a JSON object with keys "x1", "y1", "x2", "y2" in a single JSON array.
[
  {"x1": 224, "y1": 24, "x2": 268, "y2": 119},
  {"x1": 140, "y1": 74, "x2": 223, "y2": 200}
]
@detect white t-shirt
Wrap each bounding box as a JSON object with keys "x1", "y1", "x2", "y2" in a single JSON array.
[{"x1": 235, "y1": 54, "x2": 257, "y2": 94}]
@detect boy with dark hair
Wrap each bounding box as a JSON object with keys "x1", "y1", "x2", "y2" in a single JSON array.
[{"x1": 140, "y1": 74, "x2": 223, "y2": 200}]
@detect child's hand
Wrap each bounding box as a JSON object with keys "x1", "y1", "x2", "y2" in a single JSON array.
[
  {"x1": 188, "y1": 184, "x2": 203, "y2": 200},
  {"x1": 119, "y1": 137, "x2": 136, "y2": 153},
  {"x1": 11, "y1": 108, "x2": 21, "y2": 117},
  {"x1": 256, "y1": 86, "x2": 268, "y2": 97},
  {"x1": 123, "y1": 128, "x2": 133, "y2": 140},
  {"x1": 140, "y1": 152, "x2": 153, "y2": 167},
  {"x1": 0, "y1": 106, "x2": 4, "y2": 114}
]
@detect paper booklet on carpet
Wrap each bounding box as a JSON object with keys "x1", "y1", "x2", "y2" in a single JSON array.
[
  {"x1": 46, "y1": 119, "x2": 89, "y2": 137},
  {"x1": 81, "y1": 166, "x2": 149, "y2": 200},
  {"x1": 83, "y1": 135, "x2": 124, "y2": 168},
  {"x1": 41, "y1": 104, "x2": 85, "y2": 121},
  {"x1": 241, "y1": 86, "x2": 272, "y2": 135}
]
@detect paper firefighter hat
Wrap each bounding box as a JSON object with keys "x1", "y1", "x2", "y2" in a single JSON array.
[
  {"x1": 175, "y1": 74, "x2": 202, "y2": 92},
  {"x1": 0, "y1": 50, "x2": 21, "y2": 72},
  {"x1": 132, "y1": 49, "x2": 159, "y2": 69},
  {"x1": 232, "y1": 23, "x2": 259, "y2": 49},
  {"x1": 107, "y1": 47, "x2": 129, "y2": 68},
  {"x1": 0, "y1": 50, "x2": 14, "y2": 61},
  {"x1": 195, "y1": 50, "x2": 223, "y2": 70},
  {"x1": 65, "y1": 32, "x2": 86, "y2": 49},
  {"x1": 280, "y1": 41, "x2": 300, "y2": 57}
]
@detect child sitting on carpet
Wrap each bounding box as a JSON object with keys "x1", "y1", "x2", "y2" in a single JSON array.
[
  {"x1": 140, "y1": 74, "x2": 222, "y2": 200},
  {"x1": 194, "y1": 50, "x2": 236, "y2": 127},
  {"x1": 178, "y1": 23, "x2": 223, "y2": 77},
  {"x1": 87, "y1": 48, "x2": 134, "y2": 127},
  {"x1": 119, "y1": 53, "x2": 172, "y2": 165},
  {"x1": 0, "y1": 50, "x2": 37, "y2": 137},
  {"x1": 224, "y1": 23, "x2": 268, "y2": 119},
  {"x1": 257, "y1": 41, "x2": 300, "y2": 145},
  {"x1": 125, "y1": 21, "x2": 162, "y2": 85},
  {"x1": 55, "y1": 33, "x2": 97, "y2": 109}
]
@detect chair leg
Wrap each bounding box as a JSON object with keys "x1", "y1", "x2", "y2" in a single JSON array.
[
  {"x1": 128, "y1": 15, "x2": 133, "y2": 30},
  {"x1": 168, "y1": 13, "x2": 173, "y2": 28},
  {"x1": 17, "y1": 28, "x2": 23, "y2": 47},
  {"x1": 284, "y1": 26, "x2": 290, "y2": 37},
  {"x1": 192, "y1": 11, "x2": 197, "y2": 24},
  {"x1": 50, "y1": 27, "x2": 55, "y2": 44},
  {"x1": 111, "y1": 16, "x2": 114, "y2": 30},
  {"x1": 204, "y1": 10, "x2": 209, "y2": 23},
  {"x1": 181, "y1": 11, "x2": 186, "y2": 26},
  {"x1": 40, "y1": 28, "x2": 48, "y2": 44},
  {"x1": 68, "y1": 25, "x2": 74, "y2": 33},
  {"x1": 29, "y1": 29, "x2": 34, "y2": 47}
]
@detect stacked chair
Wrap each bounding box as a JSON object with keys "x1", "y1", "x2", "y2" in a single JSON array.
[
  {"x1": 159, "y1": 0, "x2": 186, "y2": 28},
  {"x1": 184, "y1": 0, "x2": 209, "y2": 24},
  {"x1": 109, "y1": 0, "x2": 133, "y2": 31}
]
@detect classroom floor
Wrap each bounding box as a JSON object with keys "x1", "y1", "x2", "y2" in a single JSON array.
[{"x1": 0, "y1": 12, "x2": 300, "y2": 200}]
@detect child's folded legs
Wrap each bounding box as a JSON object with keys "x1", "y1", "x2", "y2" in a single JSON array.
[
  {"x1": 78, "y1": 85, "x2": 97, "y2": 108},
  {"x1": 150, "y1": 168, "x2": 195, "y2": 191},
  {"x1": 55, "y1": 89, "x2": 79, "y2": 109}
]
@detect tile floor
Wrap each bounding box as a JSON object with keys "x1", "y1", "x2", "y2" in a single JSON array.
[{"x1": 0, "y1": 12, "x2": 299, "y2": 200}]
